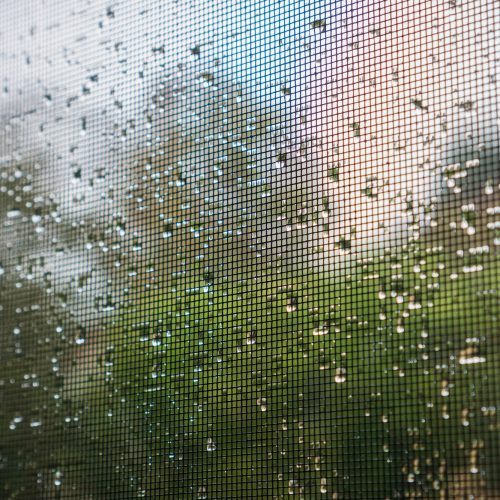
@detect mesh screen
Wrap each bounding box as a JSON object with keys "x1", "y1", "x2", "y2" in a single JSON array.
[{"x1": 0, "y1": 1, "x2": 499, "y2": 498}]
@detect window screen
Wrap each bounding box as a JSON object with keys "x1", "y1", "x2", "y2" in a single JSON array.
[{"x1": 1, "y1": 1, "x2": 499, "y2": 498}]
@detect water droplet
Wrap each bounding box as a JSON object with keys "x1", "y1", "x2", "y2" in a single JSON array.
[
  {"x1": 286, "y1": 296, "x2": 298, "y2": 313},
  {"x1": 441, "y1": 380, "x2": 450, "y2": 397},
  {"x1": 53, "y1": 469, "x2": 63, "y2": 487},
  {"x1": 458, "y1": 347, "x2": 486, "y2": 365},
  {"x1": 320, "y1": 477, "x2": 327, "y2": 494},
  {"x1": 257, "y1": 397, "x2": 267, "y2": 411},
  {"x1": 334, "y1": 368, "x2": 346, "y2": 384},
  {"x1": 7, "y1": 209, "x2": 21, "y2": 218},
  {"x1": 246, "y1": 331, "x2": 256, "y2": 345},
  {"x1": 313, "y1": 325, "x2": 329, "y2": 336},
  {"x1": 310, "y1": 19, "x2": 326, "y2": 31},
  {"x1": 206, "y1": 437, "x2": 216, "y2": 452}
]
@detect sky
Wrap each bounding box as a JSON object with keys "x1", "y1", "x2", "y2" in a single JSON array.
[
  {"x1": 0, "y1": 0, "x2": 498, "y2": 278},
  {"x1": 0, "y1": 0, "x2": 324, "y2": 210}
]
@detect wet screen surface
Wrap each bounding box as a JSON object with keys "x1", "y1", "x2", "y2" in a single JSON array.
[{"x1": 0, "y1": 0, "x2": 499, "y2": 498}]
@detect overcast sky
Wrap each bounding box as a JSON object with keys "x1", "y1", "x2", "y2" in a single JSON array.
[{"x1": 1, "y1": 0, "x2": 498, "y2": 268}]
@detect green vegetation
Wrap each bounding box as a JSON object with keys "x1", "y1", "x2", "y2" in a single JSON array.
[
  {"x1": 1, "y1": 244, "x2": 499, "y2": 498},
  {"x1": 1, "y1": 74, "x2": 499, "y2": 500},
  {"x1": 52, "y1": 247, "x2": 498, "y2": 499}
]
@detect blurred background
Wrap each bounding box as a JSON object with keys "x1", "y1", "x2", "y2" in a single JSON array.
[{"x1": 0, "y1": 0, "x2": 499, "y2": 498}]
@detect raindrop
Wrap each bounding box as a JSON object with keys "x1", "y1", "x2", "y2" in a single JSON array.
[
  {"x1": 206, "y1": 437, "x2": 216, "y2": 452},
  {"x1": 441, "y1": 380, "x2": 450, "y2": 397},
  {"x1": 286, "y1": 296, "x2": 298, "y2": 313},
  {"x1": 246, "y1": 331, "x2": 256, "y2": 345},
  {"x1": 313, "y1": 324, "x2": 329, "y2": 336},
  {"x1": 320, "y1": 477, "x2": 327, "y2": 494},
  {"x1": 334, "y1": 368, "x2": 346, "y2": 384},
  {"x1": 6, "y1": 209, "x2": 21, "y2": 218},
  {"x1": 458, "y1": 347, "x2": 486, "y2": 365},
  {"x1": 310, "y1": 19, "x2": 326, "y2": 31}
]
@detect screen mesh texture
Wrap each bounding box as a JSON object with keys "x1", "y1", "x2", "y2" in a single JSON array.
[{"x1": 0, "y1": 1, "x2": 499, "y2": 498}]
